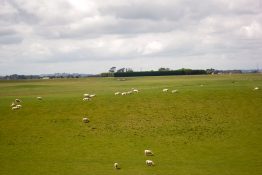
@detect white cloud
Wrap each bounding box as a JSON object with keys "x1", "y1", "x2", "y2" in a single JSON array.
[
  {"x1": 240, "y1": 21, "x2": 262, "y2": 38},
  {"x1": 0, "y1": 0, "x2": 261, "y2": 75},
  {"x1": 141, "y1": 41, "x2": 164, "y2": 55}
]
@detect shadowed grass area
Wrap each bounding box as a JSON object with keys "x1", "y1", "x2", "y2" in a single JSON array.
[{"x1": 0, "y1": 74, "x2": 262, "y2": 175}]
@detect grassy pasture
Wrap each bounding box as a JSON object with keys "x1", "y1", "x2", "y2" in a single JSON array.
[{"x1": 0, "y1": 74, "x2": 262, "y2": 175}]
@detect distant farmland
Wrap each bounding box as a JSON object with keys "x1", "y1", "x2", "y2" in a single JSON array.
[{"x1": 0, "y1": 74, "x2": 261, "y2": 175}]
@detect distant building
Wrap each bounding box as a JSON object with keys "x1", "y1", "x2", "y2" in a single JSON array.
[{"x1": 42, "y1": 77, "x2": 50, "y2": 79}]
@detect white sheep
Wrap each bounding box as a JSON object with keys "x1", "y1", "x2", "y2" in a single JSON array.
[
  {"x1": 82, "y1": 117, "x2": 89, "y2": 123},
  {"x1": 127, "y1": 91, "x2": 133, "y2": 95},
  {"x1": 133, "y1": 89, "x2": 139, "y2": 93},
  {"x1": 121, "y1": 92, "x2": 127, "y2": 95},
  {"x1": 15, "y1": 99, "x2": 21, "y2": 103},
  {"x1": 37, "y1": 97, "x2": 42, "y2": 100},
  {"x1": 83, "y1": 94, "x2": 90, "y2": 97},
  {"x1": 254, "y1": 87, "x2": 259, "y2": 90},
  {"x1": 83, "y1": 97, "x2": 91, "y2": 101},
  {"x1": 12, "y1": 106, "x2": 19, "y2": 110},
  {"x1": 115, "y1": 92, "x2": 120, "y2": 95},
  {"x1": 171, "y1": 90, "x2": 178, "y2": 93},
  {"x1": 144, "y1": 150, "x2": 154, "y2": 156},
  {"x1": 10, "y1": 102, "x2": 16, "y2": 107},
  {"x1": 89, "y1": 94, "x2": 96, "y2": 98},
  {"x1": 16, "y1": 104, "x2": 22, "y2": 109},
  {"x1": 114, "y1": 163, "x2": 120, "y2": 169},
  {"x1": 146, "y1": 160, "x2": 154, "y2": 166},
  {"x1": 162, "y1": 88, "x2": 168, "y2": 92}
]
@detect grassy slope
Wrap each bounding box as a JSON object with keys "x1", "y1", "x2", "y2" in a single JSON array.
[{"x1": 0, "y1": 74, "x2": 261, "y2": 175}]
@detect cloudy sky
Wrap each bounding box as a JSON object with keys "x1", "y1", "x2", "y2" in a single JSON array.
[{"x1": 0, "y1": 0, "x2": 261, "y2": 75}]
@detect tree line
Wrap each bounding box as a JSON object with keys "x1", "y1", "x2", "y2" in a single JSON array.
[{"x1": 101, "y1": 67, "x2": 207, "y2": 77}]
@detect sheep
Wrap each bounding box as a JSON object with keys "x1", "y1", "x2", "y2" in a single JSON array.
[
  {"x1": 127, "y1": 91, "x2": 133, "y2": 95},
  {"x1": 37, "y1": 97, "x2": 42, "y2": 100},
  {"x1": 82, "y1": 117, "x2": 89, "y2": 123},
  {"x1": 171, "y1": 90, "x2": 178, "y2": 93},
  {"x1": 254, "y1": 87, "x2": 259, "y2": 90},
  {"x1": 12, "y1": 106, "x2": 19, "y2": 110},
  {"x1": 115, "y1": 92, "x2": 120, "y2": 95},
  {"x1": 10, "y1": 102, "x2": 16, "y2": 107},
  {"x1": 89, "y1": 94, "x2": 96, "y2": 98},
  {"x1": 16, "y1": 104, "x2": 22, "y2": 109},
  {"x1": 162, "y1": 88, "x2": 168, "y2": 92},
  {"x1": 121, "y1": 92, "x2": 127, "y2": 95},
  {"x1": 146, "y1": 160, "x2": 155, "y2": 166},
  {"x1": 133, "y1": 89, "x2": 139, "y2": 93},
  {"x1": 15, "y1": 99, "x2": 21, "y2": 103},
  {"x1": 83, "y1": 94, "x2": 90, "y2": 97},
  {"x1": 83, "y1": 97, "x2": 91, "y2": 101},
  {"x1": 144, "y1": 150, "x2": 154, "y2": 156},
  {"x1": 114, "y1": 162, "x2": 120, "y2": 169}
]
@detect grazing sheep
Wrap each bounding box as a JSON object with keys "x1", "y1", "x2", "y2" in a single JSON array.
[
  {"x1": 254, "y1": 87, "x2": 259, "y2": 90},
  {"x1": 37, "y1": 97, "x2": 42, "y2": 100},
  {"x1": 146, "y1": 160, "x2": 154, "y2": 166},
  {"x1": 89, "y1": 94, "x2": 96, "y2": 98},
  {"x1": 121, "y1": 92, "x2": 127, "y2": 95},
  {"x1": 144, "y1": 150, "x2": 154, "y2": 156},
  {"x1": 115, "y1": 92, "x2": 120, "y2": 95},
  {"x1": 15, "y1": 99, "x2": 21, "y2": 103},
  {"x1": 171, "y1": 90, "x2": 178, "y2": 93},
  {"x1": 162, "y1": 88, "x2": 168, "y2": 92},
  {"x1": 83, "y1": 94, "x2": 90, "y2": 97},
  {"x1": 83, "y1": 97, "x2": 91, "y2": 101},
  {"x1": 16, "y1": 104, "x2": 22, "y2": 108},
  {"x1": 127, "y1": 91, "x2": 133, "y2": 95},
  {"x1": 12, "y1": 106, "x2": 19, "y2": 110},
  {"x1": 133, "y1": 89, "x2": 139, "y2": 93},
  {"x1": 114, "y1": 163, "x2": 120, "y2": 169},
  {"x1": 10, "y1": 102, "x2": 16, "y2": 107},
  {"x1": 82, "y1": 117, "x2": 89, "y2": 123}
]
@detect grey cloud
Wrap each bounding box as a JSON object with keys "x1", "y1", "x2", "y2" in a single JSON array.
[
  {"x1": 35, "y1": 47, "x2": 139, "y2": 63},
  {"x1": 99, "y1": 0, "x2": 261, "y2": 21},
  {"x1": 33, "y1": 0, "x2": 262, "y2": 39},
  {"x1": 0, "y1": 35, "x2": 22, "y2": 44},
  {"x1": 0, "y1": 0, "x2": 39, "y2": 25},
  {"x1": 1, "y1": 0, "x2": 76, "y2": 26},
  {"x1": 0, "y1": 28, "x2": 23, "y2": 44},
  {"x1": 0, "y1": 0, "x2": 262, "y2": 75},
  {"x1": 35, "y1": 18, "x2": 176, "y2": 39},
  {"x1": 0, "y1": 28, "x2": 17, "y2": 36}
]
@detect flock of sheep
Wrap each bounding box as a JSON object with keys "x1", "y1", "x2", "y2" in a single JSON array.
[
  {"x1": 10, "y1": 84, "x2": 260, "y2": 170},
  {"x1": 114, "y1": 150, "x2": 155, "y2": 169},
  {"x1": 113, "y1": 87, "x2": 179, "y2": 96},
  {"x1": 81, "y1": 85, "x2": 261, "y2": 169},
  {"x1": 10, "y1": 99, "x2": 22, "y2": 110},
  {"x1": 11, "y1": 86, "x2": 260, "y2": 111},
  {"x1": 162, "y1": 88, "x2": 178, "y2": 93},
  {"x1": 10, "y1": 96, "x2": 42, "y2": 110},
  {"x1": 81, "y1": 89, "x2": 156, "y2": 169},
  {"x1": 83, "y1": 93, "x2": 96, "y2": 101},
  {"x1": 82, "y1": 94, "x2": 97, "y2": 122},
  {"x1": 114, "y1": 88, "x2": 139, "y2": 95}
]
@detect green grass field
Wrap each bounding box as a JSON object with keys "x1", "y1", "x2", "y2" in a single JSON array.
[{"x1": 0, "y1": 74, "x2": 262, "y2": 175}]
